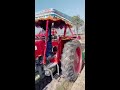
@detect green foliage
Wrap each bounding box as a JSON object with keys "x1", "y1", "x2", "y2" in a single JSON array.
[{"x1": 71, "y1": 15, "x2": 84, "y2": 34}]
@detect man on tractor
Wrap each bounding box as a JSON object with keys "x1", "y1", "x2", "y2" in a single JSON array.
[{"x1": 51, "y1": 28, "x2": 57, "y2": 39}]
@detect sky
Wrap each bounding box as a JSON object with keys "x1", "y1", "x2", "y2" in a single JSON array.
[{"x1": 35, "y1": 0, "x2": 85, "y2": 21}]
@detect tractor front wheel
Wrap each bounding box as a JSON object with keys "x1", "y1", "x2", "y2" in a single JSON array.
[{"x1": 61, "y1": 40, "x2": 82, "y2": 82}]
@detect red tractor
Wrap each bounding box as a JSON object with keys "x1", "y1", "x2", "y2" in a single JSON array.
[{"x1": 35, "y1": 8, "x2": 83, "y2": 83}]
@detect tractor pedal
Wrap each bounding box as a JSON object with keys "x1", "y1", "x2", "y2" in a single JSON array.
[
  {"x1": 53, "y1": 73, "x2": 60, "y2": 79},
  {"x1": 46, "y1": 62, "x2": 57, "y2": 69}
]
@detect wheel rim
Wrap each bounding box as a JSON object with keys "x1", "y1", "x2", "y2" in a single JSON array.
[{"x1": 74, "y1": 47, "x2": 81, "y2": 73}]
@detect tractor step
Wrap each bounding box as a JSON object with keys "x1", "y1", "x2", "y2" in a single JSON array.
[
  {"x1": 44, "y1": 62, "x2": 60, "y2": 80},
  {"x1": 45, "y1": 62, "x2": 57, "y2": 69}
]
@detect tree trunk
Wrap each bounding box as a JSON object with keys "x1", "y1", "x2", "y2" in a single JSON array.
[{"x1": 76, "y1": 26, "x2": 78, "y2": 36}]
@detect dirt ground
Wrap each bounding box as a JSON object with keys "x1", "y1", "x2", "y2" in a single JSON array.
[{"x1": 71, "y1": 66, "x2": 85, "y2": 90}]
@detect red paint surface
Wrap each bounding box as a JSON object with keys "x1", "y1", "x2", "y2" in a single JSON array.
[
  {"x1": 35, "y1": 40, "x2": 45, "y2": 59},
  {"x1": 74, "y1": 47, "x2": 81, "y2": 73},
  {"x1": 43, "y1": 20, "x2": 49, "y2": 64},
  {"x1": 63, "y1": 26, "x2": 67, "y2": 37}
]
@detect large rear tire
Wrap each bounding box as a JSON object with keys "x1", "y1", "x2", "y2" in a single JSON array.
[{"x1": 61, "y1": 40, "x2": 82, "y2": 82}]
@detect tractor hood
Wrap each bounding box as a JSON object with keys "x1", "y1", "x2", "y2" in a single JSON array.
[{"x1": 35, "y1": 40, "x2": 45, "y2": 59}]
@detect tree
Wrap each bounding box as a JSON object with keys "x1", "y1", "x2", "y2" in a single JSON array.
[{"x1": 71, "y1": 15, "x2": 84, "y2": 35}]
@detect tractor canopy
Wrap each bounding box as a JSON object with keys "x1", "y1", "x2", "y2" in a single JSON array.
[{"x1": 35, "y1": 8, "x2": 73, "y2": 29}]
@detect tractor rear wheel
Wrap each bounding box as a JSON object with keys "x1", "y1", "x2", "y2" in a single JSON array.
[{"x1": 61, "y1": 40, "x2": 82, "y2": 82}]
